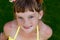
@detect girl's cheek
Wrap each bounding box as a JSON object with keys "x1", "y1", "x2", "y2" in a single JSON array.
[
  {"x1": 32, "y1": 19, "x2": 38, "y2": 25},
  {"x1": 18, "y1": 19, "x2": 24, "y2": 25}
]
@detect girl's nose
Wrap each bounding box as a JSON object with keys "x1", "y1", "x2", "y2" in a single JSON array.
[{"x1": 23, "y1": 19, "x2": 31, "y2": 26}]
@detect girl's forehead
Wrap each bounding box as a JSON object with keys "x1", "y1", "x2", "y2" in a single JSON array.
[{"x1": 16, "y1": 10, "x2": 38, "y2": 16}]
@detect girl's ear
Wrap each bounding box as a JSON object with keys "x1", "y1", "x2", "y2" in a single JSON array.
[{"x1": 38, "y1": 10, "x2": 43, "y2": 19}]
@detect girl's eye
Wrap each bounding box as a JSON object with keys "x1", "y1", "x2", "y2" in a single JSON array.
[
  {"x1": 29, "y1": 16, "x2": 34, "y2": 18},
  {"x1": 19, "y1": 17, "x2": 23, "y2": 19}
]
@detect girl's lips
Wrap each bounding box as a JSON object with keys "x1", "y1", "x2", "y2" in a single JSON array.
[{"x1": 23, "y1": 26, "x2": 32, "y2": 29}]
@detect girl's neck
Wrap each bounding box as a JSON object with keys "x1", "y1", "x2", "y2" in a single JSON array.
[{"x1": 19, "y1": 28, "x2": 37, "y2": 38}]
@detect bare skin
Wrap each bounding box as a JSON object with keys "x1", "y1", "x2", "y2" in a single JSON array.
[
  {"x1": 0, "y1": 10, "x2": 52, "y2": 40},
  {"x1": 3, "y1": 20, "x2": 52, "y2": 40},
  {"x1": 0, "y1": 33, "x2": 7, "y2": 40}
]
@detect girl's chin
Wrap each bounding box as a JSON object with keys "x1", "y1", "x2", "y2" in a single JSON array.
[
  {"x1": 21, "y1": 27, "x2": 34, "y2": 34},
  {"x1": 23, "y1": 29, "x2": 33, "y2": 34}
]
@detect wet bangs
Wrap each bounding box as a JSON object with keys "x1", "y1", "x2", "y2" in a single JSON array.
[
  {"x1": 14, "y1": 5, "x2": 41, "y2": 13},
  {"x1": 14, "y1": 0, "x2": 42, "y2": 13}
]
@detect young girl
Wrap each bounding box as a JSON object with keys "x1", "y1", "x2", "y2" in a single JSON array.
[{"x1": 1, "y1": 0, "x2": 52, "y2": 40}]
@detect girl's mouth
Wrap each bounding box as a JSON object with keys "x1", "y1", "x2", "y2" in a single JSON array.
[{"x1": 23, "y1": 26, "x2": 32, "y2": 29}]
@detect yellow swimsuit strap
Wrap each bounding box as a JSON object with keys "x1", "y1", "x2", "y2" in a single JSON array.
[
  {"x1": 37, "y1": 25, "x2": 40, "y2": 40},
  {"x1": 9, "y1": 25, "x2": 39, "y2": 40},
  {"x1": 14, "y1": 26, "x2": 20, "y2": 40},
  {"x1": 8, "y1": 26, "x2": 20, "y2": 40}
]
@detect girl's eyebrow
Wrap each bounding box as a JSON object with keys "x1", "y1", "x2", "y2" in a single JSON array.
[{"x1": 28, "y1": 13, "x2": 35, "y2": 16}]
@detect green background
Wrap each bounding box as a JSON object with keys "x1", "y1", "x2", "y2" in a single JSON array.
[{"x1": 0, "y1": 0, "x2": 60, "y2": 40}]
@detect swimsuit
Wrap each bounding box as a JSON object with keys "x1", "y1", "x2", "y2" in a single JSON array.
[
  {"x1": 8, "y1": 26, "x2": 20, "y2": 40},
  {"x1": 8, "y1": 26, "x2": 39, "y2": 40}
]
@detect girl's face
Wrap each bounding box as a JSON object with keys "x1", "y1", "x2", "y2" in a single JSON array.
[{"x1": 16, "y1": 10, "x2": 43, "y2": 33}]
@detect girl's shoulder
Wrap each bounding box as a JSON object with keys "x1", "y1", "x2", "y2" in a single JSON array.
[
  {"x1": 39, "y1": 21, "x2": 53, "y2": 40},
  {"x1": 4, "y1": 20, "x2": 17, "y2": 37}
]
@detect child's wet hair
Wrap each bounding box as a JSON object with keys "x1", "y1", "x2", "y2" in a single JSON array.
[{"x1": 14, "y1": 0, "x2": 43, "y2": 13}]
